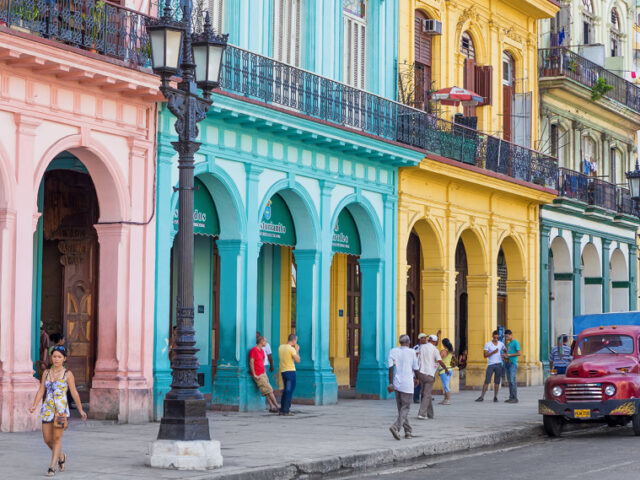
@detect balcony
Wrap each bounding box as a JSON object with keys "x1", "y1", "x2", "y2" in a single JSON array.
[
  {"x1": 539, "y1": 47, "x2": 640, "y2": 114},
  {"x1": 558, "y1": 167, "x2": 633, "y2": 215},
  {"x1": 0, "y1": 0, "x2": 151, "y2": 68},
  {"x1": 220, "y1": 45, "x2": 558, "y2": 189}
]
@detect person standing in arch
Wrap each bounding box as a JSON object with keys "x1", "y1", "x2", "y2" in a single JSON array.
[
  {"x1": 278, "y1": 334, "x2": 300, "y2": 416},
  {"x1": 475, "y1": 330, "x2": 505, "y2": 403}
]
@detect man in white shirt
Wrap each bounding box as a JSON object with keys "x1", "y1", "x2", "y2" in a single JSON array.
[
  {"x1": 417, "y1": 334, "x2": 449, "y2": 419},
  {"x1": 256, "y1": 331, "x2": 274, "y2": 374},
  {"x1": 475, "y1": 330, "x2": 506, "y2": 402},
  {"x1": 388, "y1": 335, "x2": 419, "y2": 440}
]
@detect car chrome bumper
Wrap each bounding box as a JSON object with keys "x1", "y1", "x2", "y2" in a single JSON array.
[{"x1": 539, "y1": 399, "x2": 639, "y2": 418}]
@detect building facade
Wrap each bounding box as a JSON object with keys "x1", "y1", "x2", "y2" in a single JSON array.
[
  {"x1": 0, "y1": 0, "x2": 161, "y2": 431},
  {"x1": 396, "y1": 0, "x2": 559, "y2": 388},
  {"x1": 538, "y1": 0, "x2": 640, "y2": 372},
  {"x1": 152, "y1": 0, "x2": 425, "y2": 414}
]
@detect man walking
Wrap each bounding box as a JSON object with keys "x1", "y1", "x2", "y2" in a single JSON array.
[
  {"x1": 278, "y1": 333, "x2": 300, "y2": 416},
  {"x1": 503, "y1": 329, "x2": 520, "y2": 403},
  {"x1": 417, "y1": 334, "x2": 449, "y2": 419},
  {"x1": 475, "y1": 330, "x2": 506, "y2": 402},
  {"x1": 250, "y1": 336, "x2": 281, "y2": 412},
  {"x1": 549, "y1": 334, "x2": 573, "y2": 374},
  {"x1": 388, "y1": 335, "x2": 419, "y2": 440},
  {"x1": 413, "y1": 333, "x2": 427, "y2": 403}
]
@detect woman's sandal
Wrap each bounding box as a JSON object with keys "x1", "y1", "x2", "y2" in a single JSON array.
[
  {"x1": 58, "y1": 453, "x2": 66, "y2": 472},
  {"x1": 46, "y1": 467, "x2": 55, "y2": 477}
]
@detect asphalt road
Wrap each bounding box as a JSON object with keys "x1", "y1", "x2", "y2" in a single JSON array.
[{"x1": 340, "y1": 425, "x2": 640, "y2": 480}]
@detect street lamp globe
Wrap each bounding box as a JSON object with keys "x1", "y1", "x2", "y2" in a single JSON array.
[
  {"x1": 626, "y1": 157, "x2": 640, "y2": 200},
  {"x1": 146, "y1": 5, "x2": 185, "y2": 79},
  {"x1": 192, "y1": 13, "x2": 229, "y2": 95}
]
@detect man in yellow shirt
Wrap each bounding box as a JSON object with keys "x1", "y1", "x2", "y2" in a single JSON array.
[{"x1": 278, "y1": 333, "x2": 300, "y2": 416}]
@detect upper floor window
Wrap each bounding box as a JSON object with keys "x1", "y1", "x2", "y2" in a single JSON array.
[
  {"x1": 413, "y1": 10, "x2": 432, "y2": 110},
  {"x1": 610, "y1": 8, "x2": 621, "y2": 57},
  {"x1": 208, "y1": 0, "x2": 224, "y2": 34},
  {"x1": 343, "y1": 0, "x2": 366, "y2": 89},
  {"x1": 273, "y1": 0, "x2": 301, "y2": 67},
  {"x1": 502, "y1": 52, "x2": 515, "y2": 86},
  {"x1": 582, "y1": 0, "x2": 594, "y2": 44},
  {"x1": 460, "y1": 31, "x2": 475, "y2": 59}
]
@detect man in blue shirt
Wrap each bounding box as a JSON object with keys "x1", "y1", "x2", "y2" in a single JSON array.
[
  {"x1": 503, "y1": 329, "x2": 520, "y2": 403},
  {"x1": 549, "y1": 334, "x2": 573, "y2": 374}
]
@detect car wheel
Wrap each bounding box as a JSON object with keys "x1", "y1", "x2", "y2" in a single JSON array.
[
  {"x1": 543, "y1": 415, "x2": 564, "y2": 437},
  {"x1": 632, "y1": 413, "x2": 640, "y2": 436}
]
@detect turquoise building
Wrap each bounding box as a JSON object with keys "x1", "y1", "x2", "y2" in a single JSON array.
[{"x1": 153, "y1": 0, "x2": 425, "y2": 415}]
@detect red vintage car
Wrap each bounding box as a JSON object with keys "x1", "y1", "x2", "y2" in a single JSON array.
[{"x1": 539, "y1": 325, "x2": 640, "y2": 437}]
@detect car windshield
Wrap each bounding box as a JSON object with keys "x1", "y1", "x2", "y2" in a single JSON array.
[{"x1": 576, "y1": 334, "x2": 634, "y2": 356}]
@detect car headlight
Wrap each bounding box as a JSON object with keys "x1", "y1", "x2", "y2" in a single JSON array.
[
  {"x1": 604, "y1": 385, "x2": 616, "y2": 396},
  {"x1": 551, "y1": 386, "x2": 563, "y2": 397}
]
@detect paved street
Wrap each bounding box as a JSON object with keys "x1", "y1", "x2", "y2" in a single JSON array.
[
  {"x1": 1, "y1": 386, "x2": 546, "y2": 479},
  {"x1": 344, "y1": 426, "x2": 640, "y2": 480}
]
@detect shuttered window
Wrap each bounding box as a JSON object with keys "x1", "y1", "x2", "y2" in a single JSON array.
[
  {"x1": 343, "y1": 2, "x2": 366, "y2": 89},
  {"x1": 207, "y1": 0, "x2": 224, "y2": 33},
  {"x1": 414, "y1": 11, "x2": 431, "y2": 66},
  {"x1": 474, "y1": 65, "x2": 493, "y2": 105},
  {"x1": 273, "y1": 0, "x2": 301, "y2": 67}
]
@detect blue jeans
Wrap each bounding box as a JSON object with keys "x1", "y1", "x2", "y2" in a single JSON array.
[
  {"x1": 413, "y1": 382, "x2": 421, "y2": 403},
  {"x1": 506, "y1": 362, "x2": 518, "y2": 400},
  {"x1": 439, "y1": 371, "x2": 452, "y2": 393},
  {"x1": 280, "y1": 371, "x2": 296, "y2": 413}
]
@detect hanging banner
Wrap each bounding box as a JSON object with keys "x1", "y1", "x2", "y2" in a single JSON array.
[
  {"x1": 173, "y1": 178, "x2": 220, "y2": 237},
  {"x1": 260, "y1": 194, "x2": 296, "y2": 246},
  {"x1": 332, "y1": 209, "x2": 361, "y2": 255}
]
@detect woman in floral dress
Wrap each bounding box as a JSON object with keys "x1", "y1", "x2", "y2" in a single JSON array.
[{"x1": 29, "y1": 345, "x2": 87, "y2": 476}]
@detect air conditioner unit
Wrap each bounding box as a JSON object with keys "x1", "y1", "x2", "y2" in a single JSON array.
[{"x1": 422, "y1": 19, "x2": 442, "y2": 36}]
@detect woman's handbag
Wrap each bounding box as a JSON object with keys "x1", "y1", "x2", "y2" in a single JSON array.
[{"x1": 54, "y1": 411, "x2": 68, "y2": 429}]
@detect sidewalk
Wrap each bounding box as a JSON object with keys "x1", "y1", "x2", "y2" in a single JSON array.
[{"x1": 0, "y1": 386, "x2": 546, "y2": 479}]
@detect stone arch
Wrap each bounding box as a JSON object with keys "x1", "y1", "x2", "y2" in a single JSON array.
[
  {"x1": 330, "y1": 194, "x2": 382, "y2": 260},
  {"x1": 34, "y1": 134, "x2": 129, "y2": 222},
  {"x1": 409, "y1": 217, "x2": 445, "y2": 271},
  {"x1": 457, "y1": 23, "x2": 487, "y2": 65},
  {"x1": 582, "y1": 242, "x2": 602, "y2": 314},
  {"x1": 610, "y1": 247, "x2": 628, "y2": 312},
  {"x1": 549, "y1": 235, "x2": 573, "y2": 345},
  {"x1": 498, "y1": 234, "x2": 526, "y2": 281},
  {"x1": 458, "y1": 227, "x2": 488, "y2": 275},
  {"x1": 258, "y1": 180, "x2": 319, "y2": 251}
]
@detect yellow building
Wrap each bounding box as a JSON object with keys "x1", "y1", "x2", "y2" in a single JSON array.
[{"x1": 397, "y1": 0, "x2": 558, "y2": 388}]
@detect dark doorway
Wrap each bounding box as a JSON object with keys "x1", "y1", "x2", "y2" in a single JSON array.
[
  {"x1": 455, "y1": 239, "x2": 468, "y2": 355},
  {"x1": 406, "y1": 232, "x2": 421, "y2": 345},
  {"x1": 497, "y1": 248, "x2": 507, "y2": 328},
  {"x1": 346, "y1": 256, "x2": 361, "y2": 387},
  {"x1": 41, "y1": 169, "x2": 99, "y2": 402}
]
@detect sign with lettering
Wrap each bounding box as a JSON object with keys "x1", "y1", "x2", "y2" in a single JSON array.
[
  {"x1": 173, "y1": 178, "x2": 220, "y2": 237},
  {"x1": 259, "y1": 194, "x2": 296, "y2": 246},
  {"x1": 332, "y1": 209, "x2": 361, "y2": 255}
]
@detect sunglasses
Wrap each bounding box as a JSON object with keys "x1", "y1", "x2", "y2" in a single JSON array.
[{"x1": 52, "y1": 346, "x2": 67, "y2": 356}]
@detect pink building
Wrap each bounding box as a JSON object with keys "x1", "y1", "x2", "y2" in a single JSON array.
[{"x1": 0, "y1": 1, "x2": 160, "y2": 431}]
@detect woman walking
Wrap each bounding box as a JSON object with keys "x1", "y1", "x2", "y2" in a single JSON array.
[
  {"x1": 29, "y1": 345, "x2": 87, "y2": 476},
  {"x1": 438, "y1": 338, "x2": 457, "y2": 405}
]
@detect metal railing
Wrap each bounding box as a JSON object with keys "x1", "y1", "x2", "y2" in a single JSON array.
[
  {"x1": 220, "y1": 45, "x2": 558, "y2": 189},
  {"x1": 539, "y1": 47, "x2": 640, "y2": 113},
  {"x1": 558, "y1": 167, "x2": 633, "y2": 214},
  {"x1": 0, "y1": 0, "x2": 152, "y2": 67}
]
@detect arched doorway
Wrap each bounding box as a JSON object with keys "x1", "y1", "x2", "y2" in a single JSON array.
[
  {"x1": 329, "y1": 208, "x2": 362, "y2": 388},
  {"x1": 498, "y1": 236, "x2": 527, "y2": 341},
  {"x1": 610, "y1": 248, "x2": 628, "y2": 312},
  {"x1": 497, "y1": 248, "x2": 507, "y2": 329},
  {"x1": 169, "y1": 177, "x2": 220, "y2": 393},
  {"x1": 549, "y1": 236, "x2": 572, "y2": 342},
  {"x1": 581, "y1": 243, "x2": 601, "y2": 314},
  {"x1": 454, "y1": 238, "x2": 468, "y2": 358},
  {"x1": 36, "y1": 153, "x2": 99, "y2": 401},
  {"x1": 406, "y1": 232, "x2": 421, "y2": 345}
]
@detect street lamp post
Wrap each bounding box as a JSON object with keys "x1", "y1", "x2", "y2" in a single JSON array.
[
  {"x1": 626, "y1": 157, "x2": 640, "y2": 217},
  {"x1": 146, "y1": 4, "x2": 227, "y2": 469}
]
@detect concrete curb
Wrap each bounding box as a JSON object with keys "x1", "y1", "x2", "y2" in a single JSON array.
[{"x1": 203, "y1": 423, "x2": 545, "y2": 479}]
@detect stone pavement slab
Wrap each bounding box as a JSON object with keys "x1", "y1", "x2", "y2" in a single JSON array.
[{"x1": 0, "y1": 386, "x2": 546, "y2": 479}]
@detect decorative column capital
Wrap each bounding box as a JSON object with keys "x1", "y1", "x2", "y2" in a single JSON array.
[
  {"x1": 573, "y1": 120, "x2": 585, "y2": 131},
  {"x1": 217, "y1": 238, "x2": 245, "y2": 255},
  {"x1": 294, "y1": 249, "x2": 318, "y2": 265},
  {"x1": 94, "y1": 223, "x2": 129, "y2": 245},
  {"x1": 359, "y1": 257, "x2": 382, "y2": 271}
]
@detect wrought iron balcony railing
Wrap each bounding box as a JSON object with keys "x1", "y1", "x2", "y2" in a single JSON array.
[
  {"x1": 558, "y1": 167, "x2": 633, "y2": 214},
  {"x1": 220, "y1": 45, "x2": 558, "y2": 189},
  {"x1": 539, "y1": 47, "x2": 640, "y2": 114},
  {"x1": 0, "y1": 0, "x2": 151, "y2": 67}
]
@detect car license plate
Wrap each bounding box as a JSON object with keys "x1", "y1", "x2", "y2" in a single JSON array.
[{"x1": 574, "y1": 409, "x2": 591, "y2": 418}]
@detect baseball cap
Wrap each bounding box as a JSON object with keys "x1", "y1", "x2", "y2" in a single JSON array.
[
  {"x1": 428, "y1": 334, "x2": 438, "y2": 342},
  {"x1": 417, "y1": 333, "x2": 427, "y2": 339}
]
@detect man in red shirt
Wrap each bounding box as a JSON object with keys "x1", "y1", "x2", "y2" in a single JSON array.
[{"x1": 250, "y1": 336, "x2": 280, "y2": 412}]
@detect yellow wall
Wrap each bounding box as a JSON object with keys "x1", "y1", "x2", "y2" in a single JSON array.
[
  {"x1": 329, "y1": 253, "x2": 350, "y2": 386},
  {"x1": 399, "y1": 0, "x2": 557, "y2": 141},
  {"x1": 397, "y1": 160, "x2": 556, "y2": 387}
]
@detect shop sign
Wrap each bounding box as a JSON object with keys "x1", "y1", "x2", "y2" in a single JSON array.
[
  {"x1": 173, "y1": 178, "x2": 220, "y2": 237},
  {"x1": 260, "y1": 194, "x2": 296, "y2": 246},
  {"x1": 332, "y1": 209, "x2": 361, "y2": 255}
]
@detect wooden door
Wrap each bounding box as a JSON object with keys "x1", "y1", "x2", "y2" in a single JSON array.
[
  {"x1": 414, "y1": 10, "x2": 432, "y2": 110},
  {"x1": 406, "y1": 232, "x2": 421, "y2": 345},
  {"x1": 497, "y1": 295, "x2": 507, "y2": 329},
  {"x1": 503, "y1": 85, "x2": 513, "y2": 141},
  {"x1": 346, "y1": 256, "x2": 361, "y2": 387},
  {"x1": 42, "y1": 170, "x2": 99, "y2": 402}
]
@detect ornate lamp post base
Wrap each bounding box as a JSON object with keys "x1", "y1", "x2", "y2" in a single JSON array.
[{"x1": 157, "y1": 397, "x2": 210, "y2": 440}]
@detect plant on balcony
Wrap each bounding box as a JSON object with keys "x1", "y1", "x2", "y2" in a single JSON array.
[
  {"x1": 591, "y1": 76, "x2": 614, "y2": 101},
  {"x1": 567, "y1": 59, "x2": 578, "y2": 73},
  {"x1": 11, "y1": 0, "x2": 39, "y2": 31},
  {"x1": 82, "y1": 0, "x2": 106, "y2": 51}
]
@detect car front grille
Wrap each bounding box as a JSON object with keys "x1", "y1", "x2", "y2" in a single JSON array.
[{"x1": 565, "y1": 383, "x2": 602, "y2": 401}]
